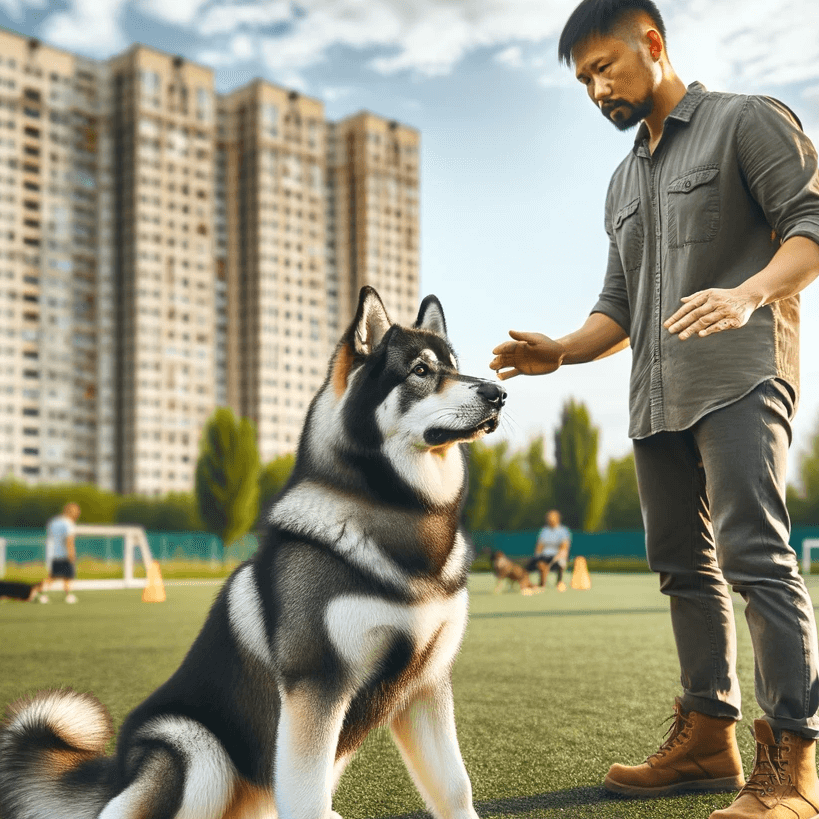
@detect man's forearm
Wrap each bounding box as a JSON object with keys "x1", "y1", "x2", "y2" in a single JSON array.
[
  {"x1": 556, "y1": 312, "x2": 630, "y2": 365},
  {"x1": 736, "y1": 236, "x2": 819, "y2": 307}
]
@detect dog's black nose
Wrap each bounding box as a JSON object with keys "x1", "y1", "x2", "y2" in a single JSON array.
[{"x1": 477, "y1": 381, "x2": 507, "y2": 407}]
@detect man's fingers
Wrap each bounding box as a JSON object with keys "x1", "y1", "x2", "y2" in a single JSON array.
[
  {"x1": 508, "y1": 329, "x2": 538, "y2": 343},
  {"x1": 696, "y1": 317, "x2": 739, "y2": 338},
  {"x1": 496, "y1": 368, "x2": 521, "y2": 381},
  {"x1": 678, "y1": 309, "x2": 727, "y2": 339},
  {"x1": 492, "y1": 340, "x2": 519, "y2": 356}
]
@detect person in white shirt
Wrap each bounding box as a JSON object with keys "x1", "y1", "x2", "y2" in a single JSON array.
[
  {"x1": 527, "y1": 509, "x2": 571, "y2": 591},
  {"x1": 41, "y1": 502, "x2": 81, "y2": 604}
]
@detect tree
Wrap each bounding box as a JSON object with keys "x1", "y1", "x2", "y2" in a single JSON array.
[
  {"x1": 195, "y1": 408, "x2": 260, "y2": 547},
  {"x1": 258, "y1": 452, "x2": 296, "y2": 523},
  {"x1": 600, "y1": 452, "x2": 643, "y2": 530},
  {"x1": 463, "y1": 437, "x2": 555, "y2": 532},
  {"x1": 553, "y1": 399, "x2": 606, "y2": 532}
]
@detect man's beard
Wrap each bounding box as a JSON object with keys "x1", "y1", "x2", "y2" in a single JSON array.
[{"x1": 601, "y1": 97, "x2": 654, "y2": 131}]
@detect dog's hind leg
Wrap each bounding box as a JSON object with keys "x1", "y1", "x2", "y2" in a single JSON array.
[
  {"x1": 275, "y1": 685, "x2": 349, "y2": 819},
  {"x1": 391, "y1": 680, "x2": 479, "y2": 819},
  {"x1": 100, "y1": 717, "x2": 236, "y2": 819}
]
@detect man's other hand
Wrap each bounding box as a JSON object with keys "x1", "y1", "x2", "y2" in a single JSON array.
[
  {"x1": 490, "y1": 331, "x2": 565, "y2": 380},
  {"x1": 664, "y1": 288, "x2": 760, "y2": 340}
]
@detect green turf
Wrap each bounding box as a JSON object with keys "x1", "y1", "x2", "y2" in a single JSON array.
[{"x1": 3, "y1": 573, "x2": 818, "y2": 818}]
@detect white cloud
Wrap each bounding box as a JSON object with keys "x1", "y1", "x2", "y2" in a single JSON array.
[
  {"x1": 495, "y1": 45, "x2": 524, "y2": 69},
  {"x1": 321, "y1": 84, "x2": 357, "y2": 101},
  {"x1": 667, "y1": 0, "x2": 819, "y2": 91},
  {"x1": 231, "y1": 33, "x2": 256, "y2": 60},
  {"x1": 198, "y1": 0, "x2": 291, "y2": 36},
  {"x1": 137, "y1": 0, "x2": 209, "y2": 27},
  {"x1": 40, "y1": 0, "x2": 126, "y2": 56},
  {"x1": 0, "y1": 0, "x2": 45, "y2": 22}
]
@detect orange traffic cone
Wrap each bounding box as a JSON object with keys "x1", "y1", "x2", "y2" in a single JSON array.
[
  {"x1": 571, "y1": 556, "x2": 592, "y2": 590},
  {"x1": 142, "y1": 560, "x2": 166, "y2": 603}
]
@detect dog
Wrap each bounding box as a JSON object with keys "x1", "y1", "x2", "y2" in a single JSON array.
[
  {"x1": 489, "y1": 550, "x2": 539, "y2": 595},
  {"x1": 0, "y1": 581, "x2": 43, "y2": 602},
  {"x1": 0, "y1": 286, "x2": 505, "y2": 819}
]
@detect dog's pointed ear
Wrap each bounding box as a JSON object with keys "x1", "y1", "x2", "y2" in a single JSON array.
[
  {"x1": 415, "y1": 295, "x2": 448, "y2": 338},
  {"x1": 352, "y1": 286, "x2": 392, "y2": 356}
]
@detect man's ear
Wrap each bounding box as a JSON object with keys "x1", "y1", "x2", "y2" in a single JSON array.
[
  {"x1": 352, "y1": 286, "x2": 392, "y2": 356},
  {"x1": 414, "y1": 295, "x2": 448, "y2": 339},
  {"x1": 647, "y1": 28, "x2": 663, "y2": 60}
]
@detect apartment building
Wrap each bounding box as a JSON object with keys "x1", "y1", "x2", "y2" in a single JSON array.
[
  {"x1": 327, "y1": 112, "x2": 420, "y2": 336},
  {"x1": 0, "y1": 28, "x2": 420, "y2": 491},
  {"x1": 218, "y1": 82, "x2": 330, "y2": 461}
]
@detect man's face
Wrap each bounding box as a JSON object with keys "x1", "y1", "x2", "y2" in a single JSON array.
[
  {"x1": 546, "y1": 511, "x2": 560, "y2": 528},
  {"x1": 573, "y1": 32, "x2": 656, "y2": 131}
]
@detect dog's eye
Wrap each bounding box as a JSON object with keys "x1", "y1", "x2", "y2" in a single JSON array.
[{"x1": 412, "y1": 363, "x2": 429, "y2": 377}]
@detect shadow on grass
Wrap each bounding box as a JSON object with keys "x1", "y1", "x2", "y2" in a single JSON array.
[
  {"x1": 470, "y1": 608, "x2": 667, "y2": 620},
  {"x1": 370, "y1": 786, "x2": 726, "y2": 818}
]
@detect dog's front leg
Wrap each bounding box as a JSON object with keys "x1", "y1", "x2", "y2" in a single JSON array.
[
  {"x1": 390, "y1": 679, "x2": 479, "y2": 819},
  {"x1": 275, "y1": 684, "x2": 348, "y2": 819}
]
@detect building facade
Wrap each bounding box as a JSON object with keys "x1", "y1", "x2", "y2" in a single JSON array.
[{"x1": 0, "y1": 29, "x2": 420, "y2": 492}]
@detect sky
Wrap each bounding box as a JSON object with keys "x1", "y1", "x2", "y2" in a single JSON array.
[{"x1": 2, "y1": 0, "x2": 819, "y2": 485}]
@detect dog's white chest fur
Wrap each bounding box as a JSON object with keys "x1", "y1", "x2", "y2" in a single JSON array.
[{"x1": 324, "y1": 590, "x2": 468, "y2": 690}]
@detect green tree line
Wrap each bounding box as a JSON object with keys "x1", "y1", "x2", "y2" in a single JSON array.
[
  {"x1": 3, "y1": 403, "x2": 818, "y2": 539},
  {"x1": 466, "y1": 400, "x2": 819, "y2": 533}
]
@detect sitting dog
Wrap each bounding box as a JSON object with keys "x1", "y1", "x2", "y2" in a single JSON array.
[
  {"x1": 0, "y1": 287, "x2": 505, "y2": 819},
  {"x1": 490, "y1": 550, "x2": 539, "y2": 595}
]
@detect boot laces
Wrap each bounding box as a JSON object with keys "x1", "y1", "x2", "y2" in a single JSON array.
[
  {"x1": 740, "y1": 733, "x2": 791, "y2": 797},
  {"x1": 648, "y1": 708, "x2": 693, "y2": 762}
]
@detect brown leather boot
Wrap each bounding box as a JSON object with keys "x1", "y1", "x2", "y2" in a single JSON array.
[
  {"x1": 604, "y1": 698, "x2": 745, "y2": 796},
  {"x1": 709, "y1": 720, "x2": 819, "y2": 818}
]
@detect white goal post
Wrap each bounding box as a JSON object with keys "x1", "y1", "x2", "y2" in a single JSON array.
[
  {"x1": 0, "y1": 525, "x2": 156, "y2": 591},
  {"x1": 802, "y1": 538, "x2": 819, "y2": 576}
]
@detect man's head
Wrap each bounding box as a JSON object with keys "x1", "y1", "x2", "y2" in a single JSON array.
[
  {"x1": 559, "y1": 0, "x2": 669, "y2": 131},
  {"x1": 546, "y1": 510, "x2": 561, "y2": 528},
  {"x1": 62, "y1": 502, "x2": 81, "y2": 522}
]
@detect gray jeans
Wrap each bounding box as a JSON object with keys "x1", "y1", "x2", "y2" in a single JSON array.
[{"x1": 634, "y1": 379, "x2": 819, "y2": 738}]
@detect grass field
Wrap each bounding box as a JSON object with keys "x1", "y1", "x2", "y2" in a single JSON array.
[{"x1": 3, "y1": 572, "x2": 818, "y2": 818}]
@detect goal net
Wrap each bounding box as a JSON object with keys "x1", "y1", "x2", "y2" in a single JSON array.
[{"x1": 0, "y1": 525, "x2": 156, "y2": 591}]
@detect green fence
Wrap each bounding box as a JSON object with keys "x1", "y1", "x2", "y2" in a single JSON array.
[
  {"x1": 0, "y1": 528, "x2": 260, "y2": 565},
  {"x1": 471, "y1": 526, "x2": 819, "y2": 561}
]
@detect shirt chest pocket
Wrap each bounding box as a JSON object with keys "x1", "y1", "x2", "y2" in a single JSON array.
[
  {"x1": 667, "y1": 166, "x2": 720, "y2": 247},
  {"x1": 613, "y1": 197, "x2": 644, "y2": 273}
]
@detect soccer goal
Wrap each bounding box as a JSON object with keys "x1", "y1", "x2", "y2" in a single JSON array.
[{"x1": 0, "y1": 525, "x2": 156, "y2": 591}]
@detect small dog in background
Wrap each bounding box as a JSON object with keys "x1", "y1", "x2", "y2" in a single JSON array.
[{"x1": 489, "y1": 550, "x2": 539, "y2": 595}]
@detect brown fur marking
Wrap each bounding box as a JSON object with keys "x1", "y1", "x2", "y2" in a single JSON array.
[
  {"x1": 332, "y1": 344, "x2": 354, "y2": 397},
  {"x1": 223, "y1": 779, "x2": 276, "y2": 819}
]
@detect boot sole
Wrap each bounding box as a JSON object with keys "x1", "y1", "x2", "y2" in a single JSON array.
[{"x1": 603, "y1": 774, "x2": 745, "y2": 797}]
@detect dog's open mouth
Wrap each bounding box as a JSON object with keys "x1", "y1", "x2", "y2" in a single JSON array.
[{"x1": 424, "y1": 416, "x2": 499, "y2": 447}]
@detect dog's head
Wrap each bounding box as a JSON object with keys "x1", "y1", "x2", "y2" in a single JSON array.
[{"x1": 300, "y1": 287, "x2": 506, "y2": 507}]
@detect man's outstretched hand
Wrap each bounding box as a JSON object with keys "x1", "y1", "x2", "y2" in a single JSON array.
[{"x1": 490, "y1": 331, "x2": 565, "y2": 380}]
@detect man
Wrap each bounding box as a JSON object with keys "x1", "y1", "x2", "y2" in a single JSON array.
[
  {"x1": 527, "y1": 510, "x2": 570, "y2": 591},
  {"x1": 42, "y1": 502, "x2": 81, "y2": 604},
  {"x1": 490, "y1": 2, "x2": 819, "y2": 817}
]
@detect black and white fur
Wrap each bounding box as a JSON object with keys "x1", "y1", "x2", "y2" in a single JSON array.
[{"x1": 0, "y1": 287, "x2": 505, "y2": 819}]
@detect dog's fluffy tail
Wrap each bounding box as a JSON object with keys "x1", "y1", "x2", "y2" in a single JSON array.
[{"x1": 0, "y1": 688, "x2": 118, "y2": 819}]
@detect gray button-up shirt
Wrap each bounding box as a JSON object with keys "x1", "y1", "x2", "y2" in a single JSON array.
[{"x1": 592, "y1": 82, "x2": 819, "y2": 439}]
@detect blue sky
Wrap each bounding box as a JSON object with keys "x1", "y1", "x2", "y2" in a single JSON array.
[{"x1": 3, "y1": 0, "x2": 819, "y2": 484}]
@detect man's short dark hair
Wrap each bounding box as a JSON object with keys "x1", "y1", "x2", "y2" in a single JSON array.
[{"x1": 558, "y1": 0, "x2": 667, "y2": 66}]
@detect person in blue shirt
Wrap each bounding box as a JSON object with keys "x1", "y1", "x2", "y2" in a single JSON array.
[
  {"x1": 41, "y1": 502, "x2": 81, "y2": 604},
  {"x1": 527, "y1": 510, "x2": 571, "y2": 591}
]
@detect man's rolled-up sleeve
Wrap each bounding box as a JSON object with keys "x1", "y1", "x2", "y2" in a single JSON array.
[
  {"x1": 738, "y1": 96, "x2": 819, "y2": 248},
  {"x1": 591, "y1": 190, "x2": 632, "y2": 334}
]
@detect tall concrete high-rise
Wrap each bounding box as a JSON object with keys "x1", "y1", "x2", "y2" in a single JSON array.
[{"x1": 0, "y1": 27, "x2": 420, "y2": 492}]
